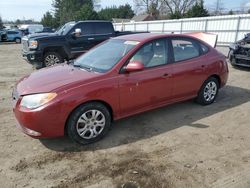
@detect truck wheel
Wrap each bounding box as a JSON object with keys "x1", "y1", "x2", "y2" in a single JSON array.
[
  {"x1": 43, "y1": 52, "x2": 63, "y2": 67},
  {"x1": 67, "y1": 102, "x2": 112, "y2": 145},
  {"x1": 15, "y1": 38, "x2": 21, "y2": 43}
]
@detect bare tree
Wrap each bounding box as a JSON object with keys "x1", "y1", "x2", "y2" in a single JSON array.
[
  {"x1": 214, "y1": 0, "x2": 224, "y2": 15},
  {"x1": 134, "y1": 0, "x2": 166, "y2": 15},
  {"x1": 161, "y1": 0, "x2": 196, "y2": 16},
  {"x1": 134, "y1": 0, "x2": 198, "y2": 18}
]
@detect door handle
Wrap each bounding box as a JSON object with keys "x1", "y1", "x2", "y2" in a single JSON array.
[
  {"x1": 88, "y1": 38, "x2": 95, "y2": 40},
  {"x1": 161, "y1": 73, "x2": 170, "y2": 78}
]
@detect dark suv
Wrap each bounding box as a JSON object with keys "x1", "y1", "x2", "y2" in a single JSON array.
[{"x1": 22, "y1": 20, "x2": 146, "y2": 69}]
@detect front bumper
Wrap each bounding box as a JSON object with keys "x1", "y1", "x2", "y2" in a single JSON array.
[
  {"x1": 22, "y1": 50, "x2": 44, "y2": 67},
  {"x1": 13, "y1": 98, "x2": 67, "y2": 138},
  {"x1": 229, "y1": 52, "x2": 250, "y2": 67}
]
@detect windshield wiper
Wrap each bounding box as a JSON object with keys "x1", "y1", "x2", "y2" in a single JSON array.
[{"x1": 73, "y1": 63, "x2": 93, "y2": 72}]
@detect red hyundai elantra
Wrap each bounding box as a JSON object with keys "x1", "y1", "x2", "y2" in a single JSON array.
[{"x1": 13, "y1": 33, "x2": 228, "y2": 144}]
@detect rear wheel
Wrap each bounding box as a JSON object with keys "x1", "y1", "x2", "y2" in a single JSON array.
[
  {"x1": 43, "y1": 52, "x2": 63, "y2": 67},
  {"x1": 196, "y1": 77, "x2": 219, "y2": 105},
  {"x1": 67, "y1": 102, "x2": 111, "y2": 145}
]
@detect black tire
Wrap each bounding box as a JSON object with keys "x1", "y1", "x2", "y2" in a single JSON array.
[
  {"x1": 43, "y1": 52, "x2": 63, "y2": 67},
  {"x1": 196, "y1": 77, "x2": 219, "y2": 105},
  {"x1": 66, "y1": 102, "x2": 111, "y2": 145},
  {"x1": 15, "y1": 38, "x2": 21, "y2": 43}
]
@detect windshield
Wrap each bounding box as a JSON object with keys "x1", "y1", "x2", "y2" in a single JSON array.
[
  {"x1": 74, "y1": 39, "x2": 140, "y2": 73},
  {"x1": 56, "y1": 22, "x2": 75, "y2": 35}
]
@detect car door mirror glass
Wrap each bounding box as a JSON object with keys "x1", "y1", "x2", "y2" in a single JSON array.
[{"x1": 125, "y1": 61, "x2": 144, "y2": 72}]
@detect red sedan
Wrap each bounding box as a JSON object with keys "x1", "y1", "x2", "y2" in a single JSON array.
[{"x1": 13, "y1": 33, "x2": 228, "y2": 144}]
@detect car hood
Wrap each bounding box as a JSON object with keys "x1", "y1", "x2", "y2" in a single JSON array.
[
  {"x1": 17, "y1": 64, "x2": 102, "y2": 96},
  {"x1": 25, "y1": 32, "x2": 60, "y2": 40}
]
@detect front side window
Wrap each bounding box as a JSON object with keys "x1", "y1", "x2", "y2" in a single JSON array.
[
  {"x1": 94, "y1": 22, "x2": 113, "y2": 34},
  {"x1": 56, "y1": 22, "x2": 76, "y2": 35},
  {"x1": 129, "y1": 39, "x2": 167, "y2": 68},
  {"x1": 80, "y1": 23, "x2": 94, "y2": 35},
  {"x1": 74, "y1": 39, "x2": 139, "y2": 73},
  {"x1": 172, "y1": 38, "x2": 200, "y2": 62}
]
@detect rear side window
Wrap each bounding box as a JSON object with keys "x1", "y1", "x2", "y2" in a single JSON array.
[
  {"x1": 172, "y1": 38, "x2": 200, "y2": 62},
  {"x1": 79, "y1": 22, "x2": 94, "y2": 35},
  {"x1": 93, "y1": 22, "x2": 113, "y2": 34},
  {"x1": 200, "y1": 43, "x2": 209, "y2": 54}
]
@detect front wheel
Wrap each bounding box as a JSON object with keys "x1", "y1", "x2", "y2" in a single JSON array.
[
  {"x1": 196, "y1": 77, "x2": 219, "y2": 105},
  {"x1": 43, "y1": 52, "x2": 63, "y2": 67},
  {"x1": 66, "y1": 102, "x2": 111, "y2": 145},
  {"x1": 15, "y1": 38, "x2": 21, "y2": 43}
]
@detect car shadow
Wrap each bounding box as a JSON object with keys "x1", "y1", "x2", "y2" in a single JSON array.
[
  {"x1": 231, "y1": 65, "x2": 250, "y2": 72},
  {"x1": 40, "y1": 85, "x2": 250, "y2": 152}
]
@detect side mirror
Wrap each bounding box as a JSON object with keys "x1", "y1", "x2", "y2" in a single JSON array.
[
  {"x1": 125, "y1": 60, "x2": 144, "y2": 72},
  {"x1": 72, "y1": 28, "x2": 81, "y2": 37}
]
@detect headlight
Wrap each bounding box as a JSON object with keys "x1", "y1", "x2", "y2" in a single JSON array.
[
  {"x1": 20, "y1": 93, "x2": 57, "y2": 109},
  {"x1": 29, "y1": 40, "x2": 38, "y2": 49}
]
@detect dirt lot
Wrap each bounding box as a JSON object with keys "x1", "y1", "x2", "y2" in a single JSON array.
[{"x1": 0, "y1": 43, "x2": 250, "y2": 188}]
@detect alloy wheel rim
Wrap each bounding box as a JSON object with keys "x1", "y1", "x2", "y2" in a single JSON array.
[
  {"x1": 45, "y1": 55, "x2": 60, "y2": 66},
  {"x1": 76, "y1": 110, "x2": 105, "y2": 139},
  {"x1": 204, "y1": 81, "x2": 217, "y2": 102}
]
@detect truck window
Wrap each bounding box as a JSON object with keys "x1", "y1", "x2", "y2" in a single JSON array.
[
  {"x1": 79, "y1": 22, "x2": 94, "y2": 35},
  {"x1": 93, "y1": 22, "x2": 114, "y2": 35}
]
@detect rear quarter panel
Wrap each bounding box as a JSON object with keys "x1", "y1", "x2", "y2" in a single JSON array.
[{"x1": 205, "y1": 48, "x2": 228, "y2": 87}]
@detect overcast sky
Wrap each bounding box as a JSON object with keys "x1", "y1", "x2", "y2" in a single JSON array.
[{"x1": 0, "y1": 0, "x2": 249, "y2": 21}]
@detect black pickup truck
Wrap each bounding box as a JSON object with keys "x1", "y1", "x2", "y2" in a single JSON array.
[{"x1": 22, "y1": 20, "x2": 145, "y2": 69}]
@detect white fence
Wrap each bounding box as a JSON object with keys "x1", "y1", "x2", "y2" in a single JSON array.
[{"x1": 113, "y1": 14, "x2": 250, "y2": 46}]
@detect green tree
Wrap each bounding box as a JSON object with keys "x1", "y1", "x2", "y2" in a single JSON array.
[
  {"x1": 169, "y1": 11, "x2": 182, "y2": 19},
  {"x1": 185, "y1": 0, "x2": 209, "y2": 18},
  {"x1": 98, "y1": 6, "x2": 118, "y2": 20},
  {"x1": 0, "y1": 16, "x2": 3, "y2": 29},
  {"x1": 228, "y1": 9, "x2": 234, "y2": 15},
  {"x1": 117, "y1": 4, "x2": 135, "y2": 19},
  {"x1": 41, "y1": 11, "x2": 55, "y2": 28},
  {"x1": 53, "y1": 0, "x2": 94, "y2": 27},
  {"x1": 98, "y1": 4, "x2": 134, "y2": 20},
  {"x1": 76, "y1": 4, "x2": 99, "y2": 20},
  {"x1": 15, "y1": 19, "x2": 22, "y2": 25}
]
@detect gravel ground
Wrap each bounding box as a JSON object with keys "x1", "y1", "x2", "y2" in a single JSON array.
[{"x1": 0, "y1": 43, "x2": 250, "y2": 188}]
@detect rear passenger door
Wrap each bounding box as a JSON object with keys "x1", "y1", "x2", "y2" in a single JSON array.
[{"x1": 170, "y1": 37, "x2": 208, "y2": 99}]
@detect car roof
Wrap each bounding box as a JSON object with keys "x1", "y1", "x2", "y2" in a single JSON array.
[
  {"x1": 115, "y1": 33, "x2": 194, "y2": 42},
  {"x1": 77, "y1": 20, "x2": 111, "y2": 23}
]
